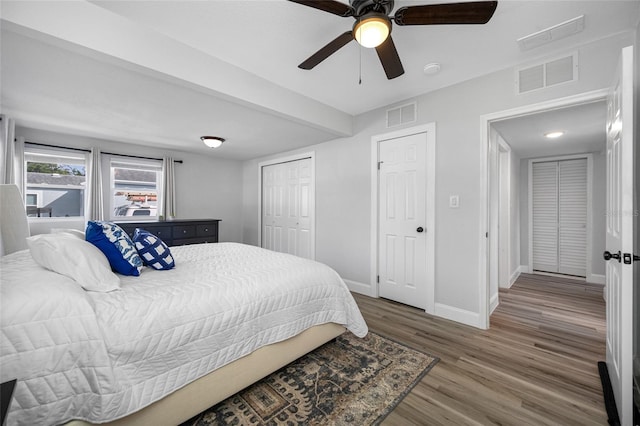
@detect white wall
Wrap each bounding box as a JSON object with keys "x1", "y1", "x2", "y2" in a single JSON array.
[
  {"x1": 17, "y1": 127, "x2": 244, "y2": 242},
  {"x1": 242, "y1": 32, "x2": 634, "y2": 328},
  {"x1": 242, "y1": 133, "x2": 372, "y2": 283}
]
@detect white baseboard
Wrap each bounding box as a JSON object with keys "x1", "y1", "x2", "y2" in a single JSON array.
[
  {"x1": 587, "y1": 273, "x2": 605, "y2": 285},
  {"x1": 509, "y1": 267, "x2": 522, "y2": 288},
  {"x1": 519, "y1": 265, "x2": 530, "y2": 274},
  {"x1": 343, "y1": 279, "x2": 372, "y2": 296},
  {"x1": 490, "y1": 293, "x2": 499, "y2": 314},
  {"x1": 434, "y1": 303, "x2": 483, "y2": 329}
]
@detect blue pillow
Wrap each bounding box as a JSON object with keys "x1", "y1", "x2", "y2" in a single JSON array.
[
  {"x1": 133, "y1": 228, "x2": 175, "y2": 270},
  {"x1": 85, "y1": 221, "x2": 143, "y2": 276}
]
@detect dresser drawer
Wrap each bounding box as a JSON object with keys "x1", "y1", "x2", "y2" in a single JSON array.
[
  {"x1": 140, "y1": 226, "x2": 172, "y2": 240},
  {"x1": 115, "y1": 219, "x2": 220, "y2": 247},
  {"x1": 173, "y1": 225, "x2": 196, "y2": 239},
  {"x1": 196, "y1": 224, "x2": 217, "y2": 237}
]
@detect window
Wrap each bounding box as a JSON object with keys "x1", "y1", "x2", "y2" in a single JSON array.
[
  {"x1": 24, "y1": 145, "x2": 88, "y2": 218},
  {"x1": 110, "y1": 157, "x2": 162, "y2": 220}
]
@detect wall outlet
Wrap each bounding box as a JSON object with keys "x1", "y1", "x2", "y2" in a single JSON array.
[{"x1": 449, "y1": 195, "x2": 459, "y2": 208}]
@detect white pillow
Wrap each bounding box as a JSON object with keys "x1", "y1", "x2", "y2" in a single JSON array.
[
  {"x1": 26, "y1": 233, "x2": 121, "y2": 292},
  {"x1": 50, "y1": 228, "x2": 85, "y2": 239}
]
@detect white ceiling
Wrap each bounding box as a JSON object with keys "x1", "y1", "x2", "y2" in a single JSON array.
[
  {"x1": 1, "y1": 0, "x2": 638, "y2": 160},
  {"x1": 491, "y1": 100, "x2": 607, "y2": 159}
]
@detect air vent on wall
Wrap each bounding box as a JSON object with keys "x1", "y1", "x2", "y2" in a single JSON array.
[
  {"x1": 386, "y1": 102, "x2": 416, "y2": 128},
  {"x1": 516, "y1": 52, "x2": 578, "y2": 94},
  {"x1": 517, "y1": 15, "x2": 585, "y2": 51}
]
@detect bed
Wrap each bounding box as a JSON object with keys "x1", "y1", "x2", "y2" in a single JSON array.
[{"x1": 0, "y1": 184, "x2": 368, "y2": 426}]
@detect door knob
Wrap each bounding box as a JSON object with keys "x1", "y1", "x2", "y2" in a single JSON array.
[
  {"x1": 416, "y1": 227, "x2": 424, "y2": 233},
  {"x1": 603, "y1": 250, "x2": 621, "y2": 262}
]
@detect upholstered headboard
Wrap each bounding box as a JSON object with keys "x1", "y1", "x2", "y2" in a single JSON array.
[{"x1": 0, "y1": 184, "x2": 30, "y2": 256}]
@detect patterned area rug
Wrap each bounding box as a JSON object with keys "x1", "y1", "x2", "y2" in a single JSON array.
[{"x1": 183, "y1": 332, "x2": 439, "y2": 426}]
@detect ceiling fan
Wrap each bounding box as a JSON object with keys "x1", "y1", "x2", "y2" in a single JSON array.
[{"x1": 288, "y1": 0, "x2": 498, "y2": 79}]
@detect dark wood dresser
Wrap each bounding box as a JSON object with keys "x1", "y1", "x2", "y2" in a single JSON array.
[{"x1": 116, "y1": 219, "x2": 220, "y2": 246}]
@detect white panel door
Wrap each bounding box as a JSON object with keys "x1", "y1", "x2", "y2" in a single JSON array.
[
  {"x1": 262, "y1": 162, "x2": 285, "y2": 252},
  {"x1": 558, "y1": 158, "x2": 587, "y2": 276},
  {"x1": 532, "y1": 161, "x2": 559, "y2": 273},
  {"x1": 261, "y1": 158, "x2": 313, "y2": 259},
  {"x1": 378, "y1": 133, "x2": 427, "y2": 309},
  {"x1": 605, "y1": 45, "x2": 634, "y2": 426},
  {"x1": 284, "y1": 158, "x2": 312, "y2": 259}
]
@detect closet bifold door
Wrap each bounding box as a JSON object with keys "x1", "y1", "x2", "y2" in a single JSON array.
[
  {"x1": 532, "y1": 158, "x2": 588, "y2": 277},
  {"x1": 557, "y1": 159, "x2": 587, "y2": 276},
  {"x1": 532, "y1": 161, "x2": 559, "y2": 273}
]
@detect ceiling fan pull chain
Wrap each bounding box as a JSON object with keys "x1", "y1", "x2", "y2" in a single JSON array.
[{"x1": 359, "y1": 44, "x2": 362, "y2": 85}]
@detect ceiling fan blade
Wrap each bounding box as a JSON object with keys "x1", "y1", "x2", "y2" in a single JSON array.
[
  {"x1": 394, "y1": 1, "x2": 498, "y2": 26},
  {"x1": 287, "y1": 0, "x2": 354, "y2": 17},
  {"x1": 375, "y1": 36, "x2": 404, "y2": 80},
  {"x1": 299, "y1": 31, "x2": 354, "y2": 70}
]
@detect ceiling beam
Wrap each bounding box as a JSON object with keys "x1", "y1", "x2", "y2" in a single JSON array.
[{"x1": 1, "y1": 0, "x2": 353, "y2": 138}]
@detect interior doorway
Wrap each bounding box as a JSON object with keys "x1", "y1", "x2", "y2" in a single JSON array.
[{"x1": 479, "y1": 89, "x2": 608, "y2": 330}]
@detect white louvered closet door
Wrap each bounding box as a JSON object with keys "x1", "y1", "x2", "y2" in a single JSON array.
[
  {"x1": 532, "y1": 161, "x2": 559, "y2": 273},
  {"x1": 558, "y1": 159, "x2": 587, "y2": 276},
  {"x1": 532, "y1": 158, "x2": 587, "y2": 277}
]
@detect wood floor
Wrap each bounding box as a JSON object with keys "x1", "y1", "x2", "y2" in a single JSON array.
[{"x1": 353, "y1": 273, "x2": 607, "y2": 425}]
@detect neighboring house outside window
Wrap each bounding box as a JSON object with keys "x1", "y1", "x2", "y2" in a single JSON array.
[
  {"x1": 24, "y1": 146, "x2": 88, "y2": 218},
  {"x1": 109, "y1": 158, "x2": 162, "y2": 220}
]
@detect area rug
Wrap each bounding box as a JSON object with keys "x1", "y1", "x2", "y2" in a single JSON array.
[{"x1": 183, "y1": 332, "x2": 439, "y2": 426}]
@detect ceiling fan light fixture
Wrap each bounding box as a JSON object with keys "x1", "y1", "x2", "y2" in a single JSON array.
[
  {"x1": 353, "y1": 14, "x2": 391, "y2": 48},
  {"x1": 201, "y1": 136, "x2": 225, "y2": 148}
]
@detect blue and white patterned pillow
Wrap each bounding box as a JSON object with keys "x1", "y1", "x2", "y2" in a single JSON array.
[
  {"x1": 133, "y1": 228, "x2": 175, "y2": 270},
  {"x1": 85, "y1": 221, "x2": 143, "y2": 276}
]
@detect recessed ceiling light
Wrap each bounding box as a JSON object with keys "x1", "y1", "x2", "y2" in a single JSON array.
[
  {"x1": 544, "y1": 131, "x2": 564, "y2": 139},
  {"x1": 201, "y1": 136, "x2": 225, "y2": 148}
]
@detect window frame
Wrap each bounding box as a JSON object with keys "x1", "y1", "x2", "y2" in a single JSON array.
[
  {"x1": 107, "y1": 155, "x2": 163, "y2": 222},
  {"x1": 24, "y1": 144, "x2": 89, "y2": 220}
]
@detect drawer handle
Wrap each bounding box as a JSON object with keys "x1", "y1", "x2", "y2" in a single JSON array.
[
  {"x1": 183, "y1": 230, "x2": 187, "y2": 234},
  {"x1": 204, "y1": 228, "x2": 209, "y2": 232}
]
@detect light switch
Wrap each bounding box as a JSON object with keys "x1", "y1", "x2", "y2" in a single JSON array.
[{"x1": 449, "y1": 195, "x2": 459, "y2": 208}]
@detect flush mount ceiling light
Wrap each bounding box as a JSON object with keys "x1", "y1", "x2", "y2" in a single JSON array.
[
  {"x1": 353, "y1": 13, "x2": 391, "y2": 48},
  {"x1": 544, "y1": 131, "x2": 565, "y2": 139},
  {"x1": 201, "y1": 136, "x2": 225, "y2": 148}
]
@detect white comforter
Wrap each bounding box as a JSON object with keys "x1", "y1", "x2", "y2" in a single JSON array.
[{"x1": 0, "y1": 242, "x2": 368, "y2": 425}]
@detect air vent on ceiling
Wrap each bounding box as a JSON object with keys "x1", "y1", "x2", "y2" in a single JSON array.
[
  {"x1": 517, "y1": 15, "x2": 585, "y2": 51},
  {"x1": 386, "y1": 102, "x2": 416, "y2": 128},
  {"x1": 516, "y1": 52, "x2": 578, "y2": 94}
]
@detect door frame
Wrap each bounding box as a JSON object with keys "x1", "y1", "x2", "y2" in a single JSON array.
[
  {"x1": 498, "y1": 140, "x2": 511, "y2": 289},
  {"x1": 369, "y1": 122, "x2": 436, "y2": 313},
  {"x1": 527, "y1": 153, "x2": 593, "y2": 279},
  {"x1": 257, "y1": 151, "x2": 316, "y2": 259},
  {"x1": 479, "y1": 88, "x2": 608, "y2": 329}
]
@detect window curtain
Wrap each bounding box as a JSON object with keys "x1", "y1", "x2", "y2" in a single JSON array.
[
  {"x1": 0, "y1": 115, "x2": 25, "y2": 195},
  {"x1": 162, "y1": 157, "x2": 177, "y2": 219},
  {"x1": 86, "y1": 148, "x2": 104, "y2": 221}
]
